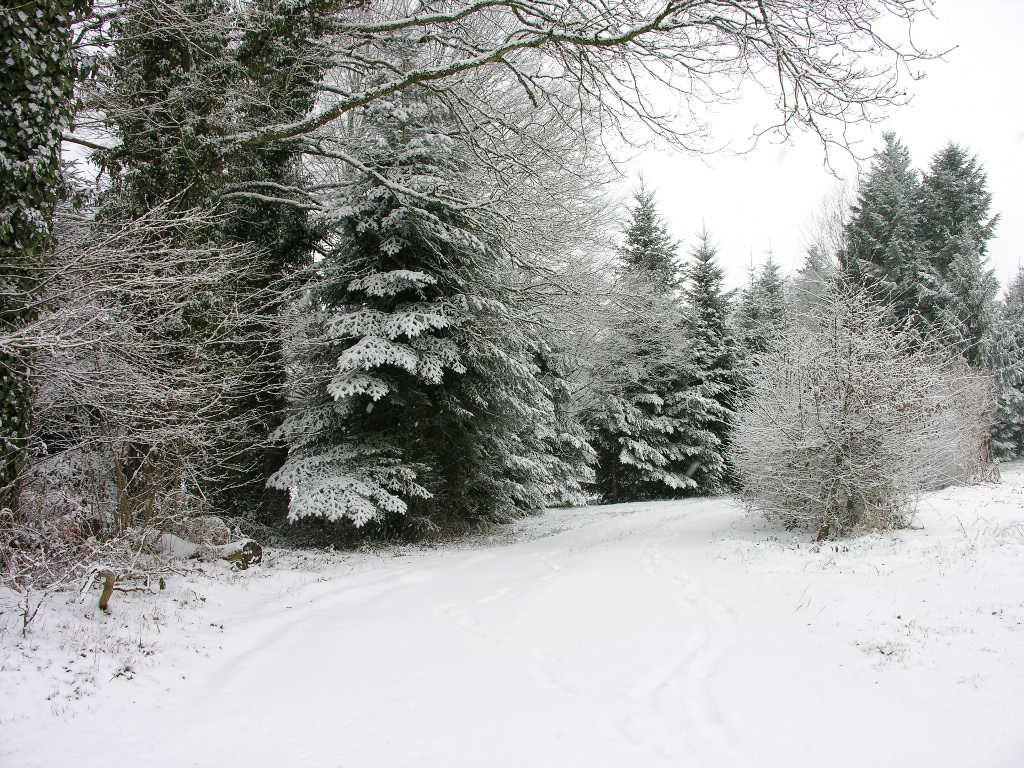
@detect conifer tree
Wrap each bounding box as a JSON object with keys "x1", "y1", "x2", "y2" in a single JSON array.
[
  {"x1": 589, "y1": 188, "x2": 700, "y2": 501},
  {"x1": 620, "y1": 183, "x2": 680, "y2": 285},
  {"x1": 840, "y1": 132, "x2": 941, "y2": 335},
  {"x1": 990, "y1": 267, "x2": 1024, "y2": 459},
  {"x1": 0, "y1": 0, "x2": 89, "y2": 512},
  {"x1": 677, "y1": 231, "x2": 741, "y2": 491},
  {"x1": 735, "y1": 255, "x2": 787, "y2": 357},
  {"x1": 270, "y1": 96, "x2": 590, "y2": 530},
  {"x1": 214, "y1": 0, "x2": 331, "y2": 518},
  {"x1": 919, "y1": 143, "x2": 999, "y2": 365},
  {"x1": 789, "y1": 246, "x2": 838, "y2": 318}
]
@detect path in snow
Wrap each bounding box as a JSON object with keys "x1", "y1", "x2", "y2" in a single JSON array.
[{"x1": 5, "y1": 472, "x2": 1024, "y2": 768}]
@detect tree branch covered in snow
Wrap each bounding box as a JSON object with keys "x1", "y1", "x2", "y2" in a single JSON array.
[{"x1": 5, "y1": 202, "x2": 292, "y2": 532}]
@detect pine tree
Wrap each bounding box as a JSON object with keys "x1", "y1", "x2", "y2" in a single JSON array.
[
  {"x1": 789, "y1": 246, "x2": 838, "y2": 318},
  {"x1": 590, "y1": 188, "x2": 699, "y2": 501},
  {"x1": 840, "y1": 132, "x2": 941, "y2": 336},
  {"x1": 919, "y1": 143, "x2": 999, "y2": 365},
  {"x1": 675, "y1": 231, "x2": 740, "y2": 491},
  {"x1": 735, "y1": 255, "x2": 787, "y2": 357},
  {"x1": 0, "y1": 0, "x2": 89, "y2": 512},
  {"x1": 990, "y1": 267, "x2": 1024, "y2": 459},
  {"x1": 270, "y1": 96, "x2": 589, "y2": 530},
  {"x1": 620, "y1": 183, "x2": 680, "y2": 286}
]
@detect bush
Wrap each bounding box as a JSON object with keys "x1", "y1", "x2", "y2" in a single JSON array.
[{"x1": 732, "y1": 283, "x2": 993, "y2": 538}]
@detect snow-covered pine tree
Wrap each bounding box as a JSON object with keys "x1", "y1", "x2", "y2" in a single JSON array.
[
  {"x1": 589, "y1": 187, "x2": 701, "y2": 501},
  {"x1": 619, "y1": 184, "x2": 680, "y2": 284},
  {"x1": 840, "y1": 132, "x2": 942, "y2": 337},
  {"x1": 270, "y1": 95, "x2": 589, "y2": 530},
  {"x1": 0, "y1": 0, "x2": 89, "y2": 513},
  {"x1": 677, "y1": 231, "x2": 741, "y2": 491},
  {"x1": 918, "y1": 143, "x2": 999, "y2": 366},
  {"x1": 735, "y1": 255, "x2": 787, "y2": 358},
  {"x1": 989, "y1": 267, "x2": 1024, "y2": 459}
]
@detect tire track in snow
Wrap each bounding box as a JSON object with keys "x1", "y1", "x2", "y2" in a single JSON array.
[{"x1": 621, "y1": 509, "x2": 750, "y2": 768}]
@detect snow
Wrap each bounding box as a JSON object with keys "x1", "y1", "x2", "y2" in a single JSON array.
[{"x1": 4, "y1": 465, "x2": 1024, "y2": 767}]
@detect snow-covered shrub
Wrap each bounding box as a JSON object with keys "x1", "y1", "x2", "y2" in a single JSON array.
[{"x1": 732, "y1": 283, "x2": 993, "y2": 538}]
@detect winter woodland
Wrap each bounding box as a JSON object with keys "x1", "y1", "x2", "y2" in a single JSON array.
[{"x1": 2, "y1": 1, "x2": 1023, "y2": 764}]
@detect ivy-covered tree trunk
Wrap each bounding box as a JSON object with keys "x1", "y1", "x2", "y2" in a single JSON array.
[{"x1": 0, "y1": 0, "x2": 88, "y2": 513}]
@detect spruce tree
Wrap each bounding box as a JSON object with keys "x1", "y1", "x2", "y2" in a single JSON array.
[
  {"x1": 840, "y1": 132, "x2": 941, "y2": 336},
  {"x1": 990, "y1": 267, "x2": 1024, "y2": 459},
  {"x1": 677, "y1": 231, "x2": 740, "y2": 491},
  {"x1": 590, "y1": 188, "x2": 698, "y2": 501},
  {"x1": 0, "y1": 0, "x2": 89, "y2": 512},
  {"x1": 270, "y1": 96, "x2": 589, "y2": 530},
  {"x1": 620, "y1": 183, "x2": 680, "y2": 285},
  {"x1": 919, "y1": 143, "x2": 999, "y2": 365},
  {"x1": 735, "y1": 255, "x2": 787, "y2": 357},
  {"x1": 214, "y1": 0, "x2": 331, "y2": 519}
]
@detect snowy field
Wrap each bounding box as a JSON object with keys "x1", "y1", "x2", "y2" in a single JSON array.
[{"x1": 4, "y1": 465, "x2": 1024, "y2": 768}]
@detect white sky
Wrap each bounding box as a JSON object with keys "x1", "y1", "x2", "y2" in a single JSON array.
[{"x1": 633, "y1": 0, "x2": 1024, "y2": 293}]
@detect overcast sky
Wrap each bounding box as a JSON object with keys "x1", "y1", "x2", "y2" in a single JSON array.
[{"x1": 633, "y1": 0, "x2": 1024, "y2": 293}]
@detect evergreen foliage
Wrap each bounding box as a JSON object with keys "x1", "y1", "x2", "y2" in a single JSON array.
[
  {"x1": 0, "y1": 0, "x2": 89, "y2": 512},
  {"x1": 620, "y1": 183, "x2": 680, "y2": 286},
  {"x1": 919, "y1": 143, "x2": 999, "y2": 365},
  {"x1": 590, "y1": 189, "x2": 710, "y2": 501},
  {"x1": 840, "y1": 135, "x2": 999, "y2": 364},
  {"x1": 677, "y1": 231, "x2": 741, "y2": 491},
  {"x1": 213, "y1": 0, "x2": 331, "y2": 519},
  {"x1": 840, "y1": 132, "x2": 940, "y2": 334},
  {"x1": 270, "y1": 97, "x2": 590, "y2": 530},
  {"x1": 97, "y1": 0, "x2": 235, "y2": 217},
  {"x1": 990, "y1": 268, "x2": 1024, "y2": 459},
  {"x1": 789, "y1": 246, "x2": 838, "y2": 318},
  {"x1": 735, "y1": 256, "x2": 787, "y2": 358}
]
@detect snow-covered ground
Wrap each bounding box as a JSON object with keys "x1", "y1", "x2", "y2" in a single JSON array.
[{"x1": 4, "y1": 465, "x2": 1024, "y2": 768}]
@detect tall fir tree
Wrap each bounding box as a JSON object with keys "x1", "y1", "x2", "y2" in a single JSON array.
[
  {"x1": 94, "y1": 0, "x2": 333, "y2": 520},
  {"x1": 270, "y1": 96, "x2": 590, "y2": 531},
  {"x1": 989, "y1": 267, "x2": 1024, "y2": 459},
  {"x1": 620, "y1": 183, "x2": 680, "y2": 284},
  {"x1": 677, "y1": 230, "x2": 741, "y2": 491},
  {"x1": 735, "y1": 255, "x2": 787, "y2": 358},
  {"x1": 0, "y1": 0, "x2": 90, "y2": 513},
  {"x1": 840, "y1": 132, "x2": 942, "y2": 336},
  {"x1": 590, "y1": 187, "x2": 703, "y2": 501},
  {"x1": 918, "y1": 143, "x2": 999, "y2": 365},
  {"x1": 98, "y1": 0, "x2": 236, "y2": 218},
  {"x1": 91, "y1": 0, "x2": 245, "y2": 521}
]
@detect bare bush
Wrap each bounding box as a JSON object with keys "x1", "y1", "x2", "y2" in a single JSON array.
[
  {"x1": 3, "y1": 203, "x2": 287, "y2": 533},
  {"x1": 732, "y1": 282, "x2": 994, "y2": 538}
]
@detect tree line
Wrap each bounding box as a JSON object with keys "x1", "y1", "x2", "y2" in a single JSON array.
[{"x1": 5, "y1": 1, "x2": 997, "y2": 552}]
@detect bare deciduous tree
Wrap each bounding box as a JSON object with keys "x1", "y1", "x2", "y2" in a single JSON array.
[
  {"x1": 732, "y1": 281, "x2": 993, "y2": 539},
  {"x1": 6, "y1": 203, "x2": 284, "y2": 533}
]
